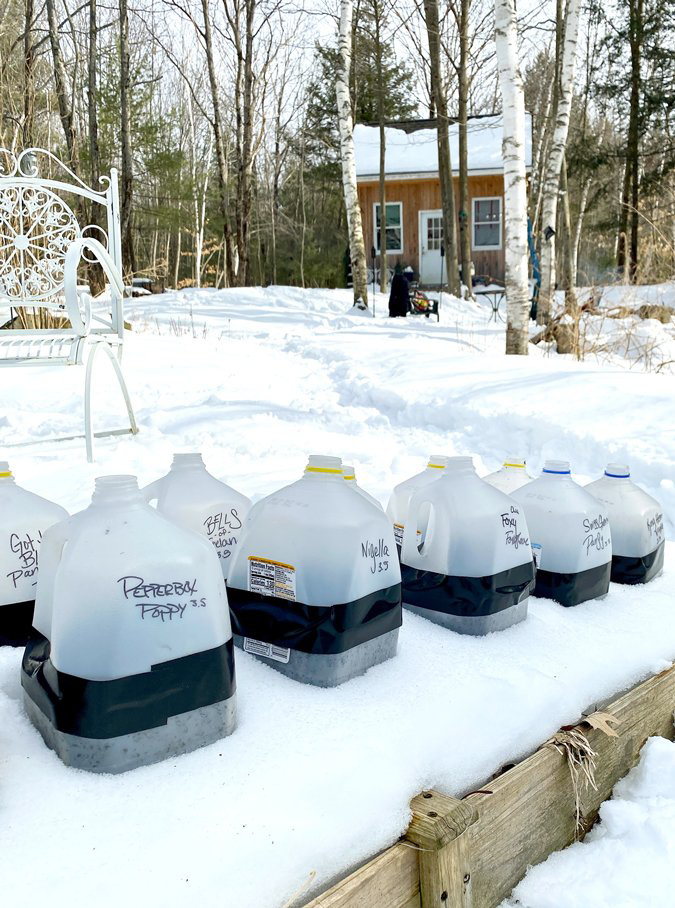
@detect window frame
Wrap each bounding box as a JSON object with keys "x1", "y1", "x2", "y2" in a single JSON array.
[
  {"x1": 373, "y1": 201, "x2": 404, "y2": 255},
  {"x1": 471, "y1": 196, "x2": 502, "y2": 251}
]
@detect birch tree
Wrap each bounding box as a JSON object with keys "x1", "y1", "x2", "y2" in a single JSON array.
[
  {"x1": 495, "y1": 0, "x2": 529, "y2": 354},
  {"x1": 337, "y1": 0, "x2": 368, "y2": 308},
  {"x1": 537, "y1": 0, "x2": 581, "y2": 325}
]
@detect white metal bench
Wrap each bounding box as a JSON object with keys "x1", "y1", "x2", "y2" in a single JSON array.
[{"x1": 0, "y1": 148, "x2": 138, "y2": 461}]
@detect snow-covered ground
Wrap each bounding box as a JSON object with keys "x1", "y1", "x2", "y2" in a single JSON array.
[
  {"x1": 502, "y1": 736, "x2": 675, "y2": 908},
  {"x1": 0, "y1": 285, "x2": 673, "y2": 907}
]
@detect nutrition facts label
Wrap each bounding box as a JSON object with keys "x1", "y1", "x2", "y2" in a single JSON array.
[{"x1": 248, "y1": 556, "x2": 296, "y2": 601}]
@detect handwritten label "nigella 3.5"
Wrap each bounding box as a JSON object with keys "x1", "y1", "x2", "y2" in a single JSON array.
[{"x1": 117, "y1": 575, "x2": 206, "y2": 621}]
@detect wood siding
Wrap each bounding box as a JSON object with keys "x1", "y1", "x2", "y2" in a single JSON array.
[{"x1": 357, "y1": 174, "x2": 506, "y2": 283}]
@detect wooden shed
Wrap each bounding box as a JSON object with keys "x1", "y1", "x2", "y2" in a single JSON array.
[{"x1": 354, "y1": 115, "x2": 532, "y2": 286}]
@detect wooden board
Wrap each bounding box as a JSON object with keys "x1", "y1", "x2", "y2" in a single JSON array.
[
  {"x1": 303, "y1": 843, "x2": 420, "y2": 908},
  {"x1": 303, "y1": 663, "x2": 675, "y2": 908},
  {"x1": 465, "y1": 663, "x2": 675, "y2": 907}
]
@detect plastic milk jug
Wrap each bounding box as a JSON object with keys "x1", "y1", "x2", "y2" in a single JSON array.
[
  {"x1": 512, "y1": 460, "x2": 612, "y2": 606},
  {"x1": 227, "y1": 455, "x2": 402, "y2": 686},
  {"x1": 342, "y1": 464, "x2": 383, "y2": 510},
  {"x1": 21, "y1": 475, "x2": 236, "y2": 773},
  {"x1": 483, "y1": 458, "x2": 533, "y2": 495},
  {"x1": 143, "y1": 453, "x2": 251, "y2": 579},
  {"x1": 0, "y1": 462, "x2": 68, "y2": 647},
  {"x1": 386, "y1": 455, "x2": 448, "y2": 550},
  {"x1": 401, "y1": 456, "x2": 534, "y2": 634},
  {"x1": 586, "y1": 464, "x2": 664, "y2": 584}
]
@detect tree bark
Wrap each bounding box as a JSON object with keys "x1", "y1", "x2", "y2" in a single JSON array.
[
  {"x1": 537, "y1": 0, "x2": 581, "y2": 325},
  {"x1": 373, "y1": 0, "x2": 387, "y2": 293},
  {"x1": 87, "y1": 0, "x2": 105, "y2": 294},
  {"x1": 119, "y1": 0, "x2": 136, "y2": 278},
  {"x1": 337, "y1": 0, "x2": 369, "y2": 307},
  {"x1": 23, "y1": 0, "x2": 34, "y2": 147},
  {"x1": 458, "y1": 0, "x2": 473, "y2": 296},
  {"x1": 495, "y1": 0, "x2": 529, "y2": 354},
  {"x1": 46, "y1": 0, "x2": 78, "y2": 171},
  {"x1": 423, "y1": 0, "x2": 460, "y2": 296},
  {"x1": 202, "y1": 0, "x2": 235, "y2": 287}
]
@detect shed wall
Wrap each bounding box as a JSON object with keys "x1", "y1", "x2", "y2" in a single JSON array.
[{"x1": 357, "y1": 174, "x2": 505, "y2": 283}]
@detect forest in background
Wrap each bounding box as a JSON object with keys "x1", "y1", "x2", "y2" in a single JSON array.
[{"x1": 0, "y1": 0, "x2": 673, "y2": 292}]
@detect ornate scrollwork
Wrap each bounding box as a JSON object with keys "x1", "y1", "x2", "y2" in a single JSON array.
[{"x1": 0, "y1": 184, "x2": 80, "y2": 301}]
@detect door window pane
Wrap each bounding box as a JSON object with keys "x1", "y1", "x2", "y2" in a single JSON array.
[{"x1": 426, "y1": 216, "x2": 443, "y2": 251}]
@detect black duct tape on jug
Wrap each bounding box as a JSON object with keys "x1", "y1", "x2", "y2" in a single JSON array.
[
  {"x1": 533, "y1": 560, "x2": 611, "y2": 606},
  {"x1": 611, "y1": 542, "x2": 665, "y2": 585},
  {"x1": 400, "y1": 561, "x2": 534, "y2": 617},
  {"x1": 227, "y1": 582, "x2": 402, "y2": 655},
  {"x1": 0, "y1": 600, "x2": 35, "y2": 648},
  {"x1": 21, "y1": 633, "x2": 236, "y2": 739}
]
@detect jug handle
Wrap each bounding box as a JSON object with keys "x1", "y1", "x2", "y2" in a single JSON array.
[
  {"x1": 32, "y1": 519, "x2": 70, "y2": 639},
  {"x1": 401, "y1": 494, "x2": 447, "y2": 564},
  {"x1": 141, "y1": 478, "x2": 162, "y2": 506}
]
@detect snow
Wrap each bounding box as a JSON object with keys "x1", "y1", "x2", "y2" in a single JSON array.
[
  {"x1": 0, "y1": 285, "x2": 674, "y2": 907},
  {"x1": 501, "y1": 736, "x2": 675, "y2": 908},
  {"x1": 538, "y1": 283, "x2": 675, "y2": 373},
  {"x1": 353, "y1": 114, "x2": 533, "y2": 178}
]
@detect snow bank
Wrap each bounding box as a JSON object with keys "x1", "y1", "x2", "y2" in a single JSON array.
[
  {"x1": 0, "y1": 285, "x2": 673, "y2": 907},
  {"x1": 502, "y1": 736, "x2": 675, "y2": 908}
]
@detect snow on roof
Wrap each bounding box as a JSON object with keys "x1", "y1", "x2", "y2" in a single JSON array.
[{"x1": 354, "y1": 114, "x2": 532, "y2": 179}]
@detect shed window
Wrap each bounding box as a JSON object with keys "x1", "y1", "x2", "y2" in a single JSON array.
[
  {"x1": 473, "y1": 197, "x2": 502, "y2": 250},
  {"x1": 374, "y1": 202, "x2": 403, "y2": 254}
]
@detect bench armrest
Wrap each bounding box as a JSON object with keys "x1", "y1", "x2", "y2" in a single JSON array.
[{"x1": 63, "y1": 238, "x2": 125, "y2": 337}]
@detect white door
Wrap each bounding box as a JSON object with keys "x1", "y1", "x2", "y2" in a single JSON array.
[{"x1": 419, "y1": 210, "x2": 444, "y2": 285}]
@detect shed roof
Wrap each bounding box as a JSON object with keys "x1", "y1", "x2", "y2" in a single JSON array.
[{"x1": 354, "y1": 114, "x2": 532, "y2": 180}]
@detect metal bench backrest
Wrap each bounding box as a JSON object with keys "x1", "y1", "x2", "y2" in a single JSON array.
[{"x1": 0, "y1": 147, "x2": 123, "y2": 339}]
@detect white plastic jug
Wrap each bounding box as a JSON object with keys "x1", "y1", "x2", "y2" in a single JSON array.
[
  {"x1": 0, "y1": 461, "x2": 68, "y2": 647},
  {"x1": 401, "y1": 456, "x2": 534, "y2": 634},
  {"x1": 512, "y1": 460, "x2": 612, "y2": 606},
  {"x1": 143, "y1": 453, "x2": 250, "y2": 579},
  {"x1": 342, "y1": 464, "x2": 382, "y2": 510},
  {"x1": 386, "y1": 454, "x2": 448, "y2": 549},
  {"x1": 227, "y1": 455, "x2": 402, "y2": 686},
  {"x1": 483, "y1": 458, "x2": 532, "y2": 494},
  {"x1": 586, "y1": 464, "x2": 664, "y2": 584},
  {"x1": 22, "y1": 474, "x2": 236, "y2": 773}
]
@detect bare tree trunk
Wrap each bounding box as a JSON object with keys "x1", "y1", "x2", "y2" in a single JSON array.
[
  {"x1": 202, "y1": 0, "x2": 235, "y2": 286},
  {"x1": 537, "y1": 0, "x2": 581, "y2": 325},
  {"x1": 373, "y1": 0, "x2": 387, "y2": 294},
  {"x1": 299, "y1": 124, "x2": 306, "y2": 288},
  {"x1": 46, "y1": 0, "x2": 78, "y2": 170},
  {"x1": 627, "y1": 0, "x2": 642, "y2": 281},
  {"x1": 572, "y1": 176, "x2": 590, "y2": 284},
  {"x1": 423, "y1": 0, "x2": 459, "y2": 296},
  {"x1": 458, "y1": 0, "x2": 473, "y2": 297},
  {"x1": 230, "y1": 0, "x2": 257, "y2": 287},
  {"x1": 495, "y1": 0, "x2": 529, "y2": 354},
  {"x1": 87, "y1": 0, "x2": 106, "y2": 294},
  {"x1": 119, "y1": 0, "x2": 136, "y2": 279},
  {"x1": 337, "y1": 0, "x2": 369, "y2": 307},
  {"x1": 23, "y1": 0, "x2": 34, "y2": 147}
]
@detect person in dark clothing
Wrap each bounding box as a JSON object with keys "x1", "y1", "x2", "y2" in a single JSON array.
[{"x1": 388, "y1": 264, "x2": 410, "y2": 318}]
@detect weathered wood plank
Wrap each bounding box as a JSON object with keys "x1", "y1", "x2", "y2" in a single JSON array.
[
  {"x1": 407, "y1": 790, "x2": 477, "y2": 908},
  {"x1": 465, "y1": 664, "x2": 675, "y2": 907},
  {"x1": 304, "y1": 664, "x2": 675, "y2": 908},
  {"x1": 303, "y1": 843, "x2": 420, "y2": 908}
]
